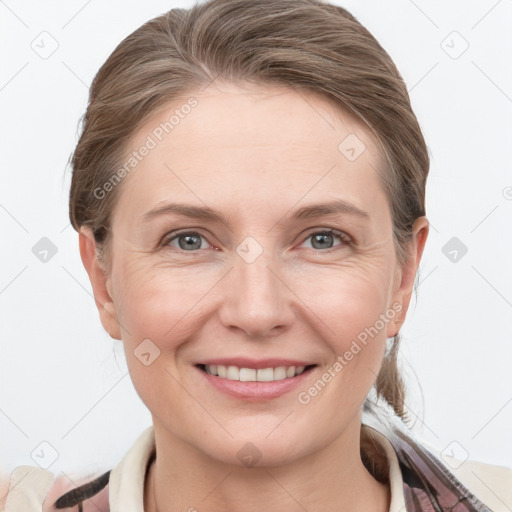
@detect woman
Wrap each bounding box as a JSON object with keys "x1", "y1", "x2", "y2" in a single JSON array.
[{"x1": 2, "y1": 0, "x2": 510, "y2": 510}]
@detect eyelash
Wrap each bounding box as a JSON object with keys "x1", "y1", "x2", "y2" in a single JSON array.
[{"x1": 159, "y1": 228, "x2": 353, "y2": 254}]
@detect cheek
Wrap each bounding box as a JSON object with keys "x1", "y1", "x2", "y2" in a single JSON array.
[
  {"x1": 295, "y1": 262, "x2": 392, "y2": 342},
  {"x1": 111, "y1": 262, "x2": 221, "y2": 415},
  {"x1": 295, "y1": 267, "x2": 391, "y2": 399},
  {"x1": 113, "y1": 256, "x2": 208, "y2": 341},
  {"x1": 111, "y1": 266, "x2": 195, "y2": 423}
]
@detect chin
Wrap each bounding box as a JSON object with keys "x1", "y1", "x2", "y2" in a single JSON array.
[{"x1": 194, "y1": 427, "x2": 323, "y2": 469}]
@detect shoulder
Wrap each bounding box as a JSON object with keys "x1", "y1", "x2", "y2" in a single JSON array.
[
  {"x1": 0, "y1": 465, "x2": 110, "y2": 512},
  {"x1": 363, "y1": 415, "x2": 512, "y2": 512},
  {"x1": 1, "y1": 465, "x2": 54, "y2": 511},
  {"x1": 441, "y1": 454, "x2": 512, "y2": 511},
  {"x1": 424, "y1": 441, "x2": 512, "y2": 511}
]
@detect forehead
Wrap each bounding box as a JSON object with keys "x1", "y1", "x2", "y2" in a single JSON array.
[
  {"x1": 112, "y1": 81, "x2": 388, "y2": 226},
  {"x1": 135, "y1": 80, "x2": 381, "y2": 154}
]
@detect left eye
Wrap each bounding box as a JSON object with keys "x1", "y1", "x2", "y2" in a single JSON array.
[
  {"x1": 299, "y1": 230, "x2": 349, "y2": 251},
  {"x1": 162, "y1": 229, "x2": 350, "y2": 252}
]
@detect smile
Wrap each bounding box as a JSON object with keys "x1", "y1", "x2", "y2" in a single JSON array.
[
  {"x1": 200, "y1": 364, "x2": 312, "y2": 381},
  {"x1": 195, "y1": 358, "x2": 317, "y2": 400}
]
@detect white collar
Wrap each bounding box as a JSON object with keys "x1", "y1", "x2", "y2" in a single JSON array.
[{"x1": 108, "y1": 423, "x2": 407, "y2": 512}]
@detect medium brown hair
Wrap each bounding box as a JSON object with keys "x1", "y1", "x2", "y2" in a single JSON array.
[{"x1": 69, "y1": 0, "x2": 429, "y2": 421}]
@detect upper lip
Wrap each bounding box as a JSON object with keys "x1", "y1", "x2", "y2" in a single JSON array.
[{"x1": 197, "y1": 358, "x2": 315, "y2": 369}]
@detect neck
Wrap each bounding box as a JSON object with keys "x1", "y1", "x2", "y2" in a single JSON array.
[{"x1": 144, "y1": 416, "x2": 390, "y2": 512}]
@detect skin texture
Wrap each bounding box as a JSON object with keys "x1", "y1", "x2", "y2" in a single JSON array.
[{"x1": 80, "y1": 81, "x2": 429, "y2": 512}]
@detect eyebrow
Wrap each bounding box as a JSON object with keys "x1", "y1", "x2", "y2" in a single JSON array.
[{"x1": 142, "y1": 199, "x2": 370, "y2": 225}]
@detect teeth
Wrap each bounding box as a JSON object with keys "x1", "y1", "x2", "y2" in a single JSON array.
[
  {"x1": 257, "y1": 368, "x2": 274, "y2": 381},
  {"x1": 239, "y1": 368, "x2": 256, "y2": 382},
  {"x1": 274, "y1": 366, "x2": 287, "y2": 380},
  {"x1": 296, "y1": 366, "x2": 305, "y2": 375},
  {"x1": 226, "y1": 365, "x2": 239, "y2": 380},
  {"x1": 203, "y1": 364, "x2": 309, "y2": 381}
]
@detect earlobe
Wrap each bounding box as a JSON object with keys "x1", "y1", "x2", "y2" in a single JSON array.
[
  {"x1": 387, "y1": 217, "x2": 429, "y2": 338},
  {"x1": 78, "y1": 227, "x2": 122, "y2": 340}
]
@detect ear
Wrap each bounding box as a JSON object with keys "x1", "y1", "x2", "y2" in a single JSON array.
[
  {"x1": 387, "y1": 216, "x2": 429, "y2": 337},
  {"x1": 79, "y1": 226, "x2": 122, "y2": 340}
]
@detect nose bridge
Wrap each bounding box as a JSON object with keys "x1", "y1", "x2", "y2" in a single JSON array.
[{"x1": 219, "y1": 235, "x2": 292, "y2": 338}]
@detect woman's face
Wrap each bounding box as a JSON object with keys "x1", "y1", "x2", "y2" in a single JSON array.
[{"x1": 82, "y1": 81, "x2": 427, "y2": 466}]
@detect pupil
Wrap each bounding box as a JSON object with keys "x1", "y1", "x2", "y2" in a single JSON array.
[
  {"x1": 313, "y1": 233, "x2": 332, "y2": 249},
  {"x1": 179, "y1": 234, "x2": 201, "y2": 250}
]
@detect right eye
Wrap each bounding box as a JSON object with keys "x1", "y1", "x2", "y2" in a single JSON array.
[{"x1": 162, "y1": 231, "x2": 212, "y2": 252}]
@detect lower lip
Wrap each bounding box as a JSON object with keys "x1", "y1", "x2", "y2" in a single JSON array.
[{"x1": 196, "y1": 365, "x2": 315, "y2": 401}]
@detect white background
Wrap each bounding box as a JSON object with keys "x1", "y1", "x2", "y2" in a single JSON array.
[{"x1": 1, "y1": 0, "x2": 511, "y2": 481}]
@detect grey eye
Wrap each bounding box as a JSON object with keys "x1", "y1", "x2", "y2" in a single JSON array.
[
  {"x1": 168, "y1": 232, "x2": 206, "y2": 251},
  {"x1": 310, "y1": 232, "x2": 336, "y2": 250},
  {"x1": 301, "y1": 230, "x2": 346, "y2": 251}
]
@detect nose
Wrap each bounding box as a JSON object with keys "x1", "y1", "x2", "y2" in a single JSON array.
[{"x1": 217, "y1": 244, "x2": 295, "y2": 340}]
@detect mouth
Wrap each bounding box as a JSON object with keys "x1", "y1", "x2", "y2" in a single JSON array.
[
  {"x1": 196, "y1": 363, "x2": 316, "y2": 381},
  {"x1": 195, "y1": 361, "x2": 317, "y2": 400}
]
